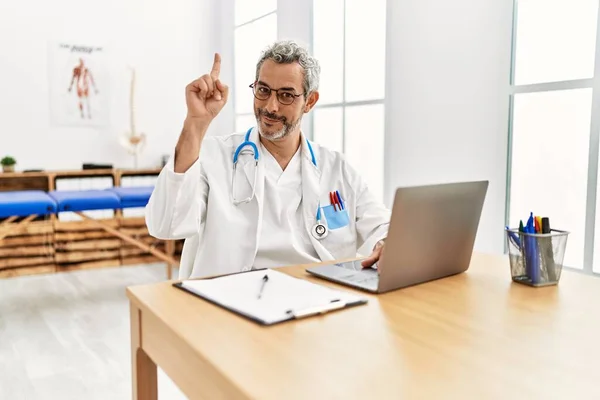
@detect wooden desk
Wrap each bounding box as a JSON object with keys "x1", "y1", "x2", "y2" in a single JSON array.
[{"x1": 126, "y1": 252, "x2": 600, "y2": 399}]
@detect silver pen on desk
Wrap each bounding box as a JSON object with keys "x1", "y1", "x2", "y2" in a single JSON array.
[{"x1": 257, "y1": 274, "x2": 269, "y2": 299}]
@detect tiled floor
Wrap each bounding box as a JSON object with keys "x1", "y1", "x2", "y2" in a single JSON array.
[{"x1": 0, "y1": 264, "x2": 186, "y2": 400}]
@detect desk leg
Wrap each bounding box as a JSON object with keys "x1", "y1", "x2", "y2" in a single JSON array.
[{"x1": 130, "y1": 303, "x2": 158, "y2": 400}]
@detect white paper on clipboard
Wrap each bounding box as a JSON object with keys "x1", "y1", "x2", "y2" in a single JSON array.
[{"x1": 177, "y1": 269, "x2": 368, "y2": 325}]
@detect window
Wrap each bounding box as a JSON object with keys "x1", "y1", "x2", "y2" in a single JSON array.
[
  {"x1": 507, "y1": 0, "x2": 600, "y2": 273},
  {"x1": 509, "y1": 89, "x2": 591, "y2": 269},
  {"x1": 513, "y1": 0, "x2": 598, "y2": 85},
  {"x1": 233, "y1": 0, "x2": 277, "y2": 132},
  {"x1": 312, "y1": 0, "x2": 387, "y2": 201}
]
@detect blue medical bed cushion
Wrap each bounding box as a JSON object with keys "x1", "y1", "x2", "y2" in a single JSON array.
[
  {"x1": 48, "y1": 190, "x2": 121, "y2": 212},
  {"x1": 108, "y1": 186, "x2": 154, "y2": 208},
  {"x1": 0, "y1": 190, "x2": 57, "y2": 218}
]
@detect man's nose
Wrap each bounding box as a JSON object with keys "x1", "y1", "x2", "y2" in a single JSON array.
[{"x1": 265, "y1": 92, "x2": 279, "y2": 114}]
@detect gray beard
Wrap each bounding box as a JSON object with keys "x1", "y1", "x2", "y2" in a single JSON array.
[{"x1": 256, "y1": 115, "x2": 302, "y2": 141}]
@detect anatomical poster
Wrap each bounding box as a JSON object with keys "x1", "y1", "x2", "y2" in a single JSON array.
[{"x1": 48, "y1": 42, "x2": 109, "y2": 127}]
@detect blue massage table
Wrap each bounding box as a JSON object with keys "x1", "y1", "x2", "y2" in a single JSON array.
[
  {"x1": 110, "y1": 186, "x2": 155, "y2": 208},
  {"x1": 0, "y1": 190, "x2": 57, "y2": 218},
  {"x1": 0, "y1": 187, "x2": 177, "y2": 278},
  {"x1": 0, "y1": 190, "x2": 59, "y2": 243}
]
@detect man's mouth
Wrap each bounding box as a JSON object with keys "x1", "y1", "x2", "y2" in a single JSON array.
[{"x1": 263, "y1": 116, "x2": 281, "y2": 124}]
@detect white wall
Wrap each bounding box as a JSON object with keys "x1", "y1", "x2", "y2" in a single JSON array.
[
  {"x1": 384, "y1": 0, "x2": 514, "y2": 254},
  {"x1": 0, "y1": 0, "x2": 220, "y2": 171},
  {"x1": 213, "y1": 0, "x2": 235, "y2": 136}
]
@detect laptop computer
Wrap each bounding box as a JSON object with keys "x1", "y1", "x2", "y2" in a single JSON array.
[{"x1": 306, "y1": 180, "x2": 489, "y2": 293}]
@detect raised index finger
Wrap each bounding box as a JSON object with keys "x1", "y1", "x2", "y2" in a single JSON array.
[{"x1": 210, "y1": 53, "x2": 221, "y2": 79}]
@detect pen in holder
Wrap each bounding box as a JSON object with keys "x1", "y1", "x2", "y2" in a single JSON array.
[{"x1": 505, "y1": 227, "x2": 569, "y2": 287}]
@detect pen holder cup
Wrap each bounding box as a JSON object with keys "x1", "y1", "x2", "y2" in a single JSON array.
[{"x1": 505, "y1": 228, "x2": 569, "y2": 287}]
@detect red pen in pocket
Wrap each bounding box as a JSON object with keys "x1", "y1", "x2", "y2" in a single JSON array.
[{"x1": 329, "y1": 192, "x2": 338, "y2": 211}]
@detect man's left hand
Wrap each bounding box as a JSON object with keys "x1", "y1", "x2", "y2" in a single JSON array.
[{"x1": 361, "y1": 239, "x2": 385, "y2": 269}]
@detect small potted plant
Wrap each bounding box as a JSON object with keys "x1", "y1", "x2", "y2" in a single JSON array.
[{"x1": 1, "y1": 156, "x2": 16, "y2": 173}]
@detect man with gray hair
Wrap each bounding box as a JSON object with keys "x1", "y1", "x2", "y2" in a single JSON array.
[{"x1": 146, "y1": 40, "x2": 391, "y2": 279}]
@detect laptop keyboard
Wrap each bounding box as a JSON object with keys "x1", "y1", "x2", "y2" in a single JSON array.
[
  {"x1": 336, "y1": 260, "x2": 362, "y2": 271},
  {"x1": 344, "y1": 269, "x2": 378, "y2": 283},
  {"x1": 311, "y1": 262, "x2": 379, "y2": 290},
  {"x1": 333, "y1": 266, "x2": 379, "y2": 288}
]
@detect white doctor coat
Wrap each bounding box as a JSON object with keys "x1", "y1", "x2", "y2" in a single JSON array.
[{"x1": 145, "y1": 128, "x2": 391, "y2": 279}]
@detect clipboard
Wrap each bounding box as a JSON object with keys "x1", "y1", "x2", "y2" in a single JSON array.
[{"x1": 173, "y1": 269, "x2": 368, "y2": 326}]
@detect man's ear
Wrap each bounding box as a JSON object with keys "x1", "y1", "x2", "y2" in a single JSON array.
[{"x1": 304, "y1": 91, "x2": 319, "y2": 113}]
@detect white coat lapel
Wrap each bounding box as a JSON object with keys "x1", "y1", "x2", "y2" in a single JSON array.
[{"x1": 301, "y1": 136, "x2": 335, "y2": 261}]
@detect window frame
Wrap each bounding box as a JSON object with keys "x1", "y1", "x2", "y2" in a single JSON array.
[
  {"x1": 310, "y1": 0, "x2": 386, "y2": 200},
  {"x1": 505, "y1": 0, "x2": 600, "y2": 275},
  {"x1": 310, "y1": 0, "x2": 386, "y2": 152}
]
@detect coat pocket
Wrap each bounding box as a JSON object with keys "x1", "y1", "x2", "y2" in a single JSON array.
[{"x1": 322, "y1": 205, "x2": 350, "y2": 230}]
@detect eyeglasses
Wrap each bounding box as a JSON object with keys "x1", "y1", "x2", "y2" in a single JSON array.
[{"x1": 249, "y1": 82, "x2": 304, "y2": 105}]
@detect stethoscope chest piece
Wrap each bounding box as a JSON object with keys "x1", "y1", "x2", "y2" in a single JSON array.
[{"x1": 311, "y1": 222, "x2": 328, "y2": 240}]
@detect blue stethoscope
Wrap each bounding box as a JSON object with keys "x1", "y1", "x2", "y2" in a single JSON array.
[{"x1": 232, "y1": 127, "x2": 328, "y2": 240}]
